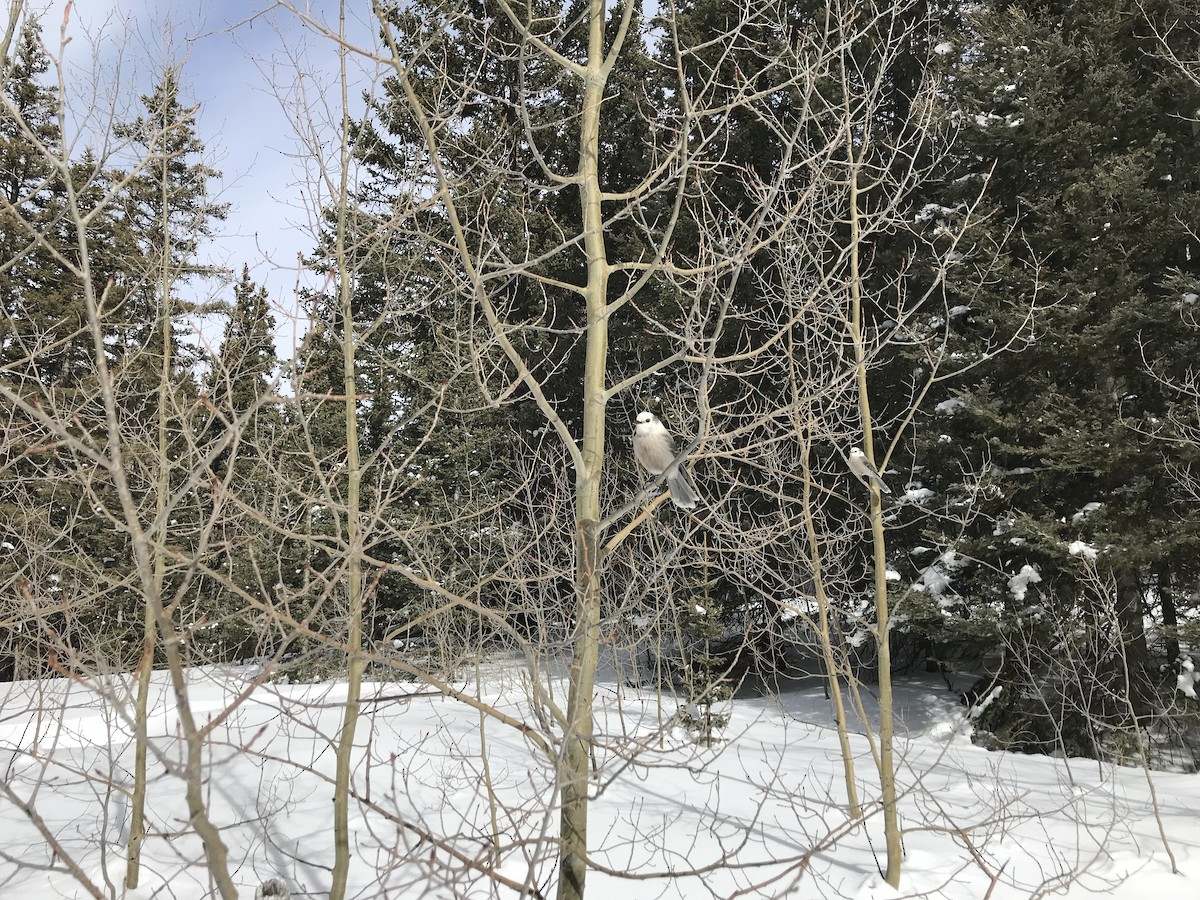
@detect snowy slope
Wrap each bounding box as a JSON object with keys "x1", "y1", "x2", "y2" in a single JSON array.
[{"x1": 0, "y1": 660, "x2": 1195, "y2": 898}]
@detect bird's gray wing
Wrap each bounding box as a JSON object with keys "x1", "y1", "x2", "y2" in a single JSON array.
[
  {"x1": 867, "y1": 468, "x2": 891, "y2": 493},
  {"x1": 634, "y1": 431, "x2": 676, "y2": 475},
  {"x1": 848, "y1": 454, "x2": 890, "y2": 493},
  {"x1": 859, "y1": 461, "x2": 891, "y2": 493}
]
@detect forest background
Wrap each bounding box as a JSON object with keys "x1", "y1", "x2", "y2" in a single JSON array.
[{"x1": 3, "y1": 1, "x2": 1200, "y2": 898}]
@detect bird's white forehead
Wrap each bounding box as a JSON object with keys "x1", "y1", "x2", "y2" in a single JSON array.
[{"x1": 636, "y1": 411, "x2": 655, "y2": 423}]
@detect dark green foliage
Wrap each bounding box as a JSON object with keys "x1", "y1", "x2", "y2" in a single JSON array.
[
  {"x1": 328, "y1": 1, "x2": 975, "y2": 684},
  {"x1": 305, "y1": 1, "x2": 682, "y2": 647},
  {"x1": 190, "y1": 266, "x2": 287, "y2": 660},
  {"x1": 675, "y1": 561, "x2": 734, "y2": 744},
  {"x1": 898, "y1": 0, "x2": 1200, "y2": 757},
  {"x1": 112, "y1": 68, "x2": 229, "y2": 384},
  {"x1": 360, "y1": 0, "x2": 680, "y2": 431},
  {"x1": 0, "y1": 21, "x2": 81, "y2": 382},
  {"x1": 208, "y1": 266, "x2": 277, "y2": 419},
  {"x1": 0, "y1": 22, "x2": 135, "y2": 678},
  {"x1": 0, "y1": 44, "x2": 249, "y2": 676}
]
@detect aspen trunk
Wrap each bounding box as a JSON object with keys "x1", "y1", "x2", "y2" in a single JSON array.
[
  {"x1": 330, "y1": 1, "x2": 366, "y2": 894},
  {"x1": 848, "y1": 147, "x2": 901, "y2": 889},
  {"x1": 557, "y1": 3, "x2": 612, "y2": 898}
]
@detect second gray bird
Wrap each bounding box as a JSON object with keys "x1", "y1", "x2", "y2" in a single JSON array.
[
  {"x1": 847, "y1": 446, "x2": 891, "y2": 494},
  {"x1": 633, "y1": 411, "x2": 699, "y2": 509}
]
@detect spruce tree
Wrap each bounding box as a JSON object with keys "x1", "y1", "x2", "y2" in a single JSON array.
[
  {"x1": 114, "y1": 67, "x2": 228, "y2": 385},
  {"x1": 303, "y1": 0, "x2": 673, "y2": 642},
  {"x1": 338, "y1": 0, "x2": 967, "y2": 674},
  {"x1": 0, "y1": 21, "x2": 134, "y2": 677},
  {"x1": 908, "y1": 0, "x2": 1200, "y2": 755},
  {"x1": 208, "y1": 265, "x2": 277, "y2": 425},
  {"x1": 0, "y1": 20, "x2": 79, "y2": 381},
  {"x1": 192, "y1": 266, "x2": 285, "y2": 659},
  {"x1": 106, "y1": 67, "x2": 228, "y2": 656}
]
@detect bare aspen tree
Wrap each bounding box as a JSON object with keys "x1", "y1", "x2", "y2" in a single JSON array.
[
  {"x1": 313, "y1": 4, "x2": 636, "y2": 896},
  {"x1": 345, "y1": 1, "x2": 935, "y2": 894},
  {"x1": 797, "y1": 411, "x2": 861, "y2": 816},
  {"x1": 0, "y1": 0, "x2": 20, "y2": 68},
  {"x1": 355, "y1": 2, "x2": 738, "y2": 893},
  {"x1": 746, "y1": 3, "x2": 1042, "y2": 887},
  {"x1": 274, "y1": 2, "x2": 984, "y2": 895},
  {"x1": 0, "y1": 12, "x2": 278, "y2": 896},
  {"x1": 846, "y1": 135, "x2": 902, "y2": 887},
  {"x1": 128, "y1": 70, "x2": 180, "y2": 893},
  {"x1": 1076, "y1": 563, "x2": 1179, "y2": 870},
  {"x1": 255, "y1": 0, "x2": 1041, "y2": 897},
  {"x1": 329, "y1": 2, "x2": 367, "y2": 894}
]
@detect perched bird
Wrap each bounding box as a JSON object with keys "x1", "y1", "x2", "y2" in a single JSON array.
[
  {"x1": 632, "y1": 411, "x2": 699, "y2": 509},
  {"x1": 847, "y1": 446, "x2": 891, "y2": 494},
  {"x1": 255, "y1": 879, "x2": 289, "y2": 900}
]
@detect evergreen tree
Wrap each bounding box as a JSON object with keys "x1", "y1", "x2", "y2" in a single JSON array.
[
  {"x1": 192, "y1": 266, "x2": 286, "y2": 660},
  {"x1": 0, "y1": 20, "x2": 79, "y2": 382},
  {"x1": 662, "y1": 0, "x2": 967, "y2": 679},
  {"x1": 907, "y1": 0, "x2": 1200, "y2": 754},
  {"x1": 0, "y1": 21, "x2": 136, "y2": 677},
  {"x1": 113, "y1": 67, "x2": 228, "y2": 383},
  {"x1": 329, "y1": 1, "x2": 968, "y2": 668},
  {"x1": 207, "y1": 265, "x2": 278, "y2": 425},
  {"x1": 300, "y1": 0, "x2": 674, "y2": 639},
  {"x1": 352, "y1": 0, "x2": 669, "y2": 435},
  {"x1": 107, "y1": 68, "x2": 228, "y2": 658}
]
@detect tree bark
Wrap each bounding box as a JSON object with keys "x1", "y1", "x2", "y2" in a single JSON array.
[
  {"x1": 331, "y1": 2, "x2": 366, "y2": 895},
  {"x1": 557, "y1": 4, "x2": 612, "y2": 897},
  {"x1": 1113, "y1": 567, "x2": 1150, "y2": 718},
  {"x1": 848, "y1": 136, "x2": 901, "y2": 890},
  {"x1": 1157, "y1": 564, "x2": 1180, "y2": 667}
]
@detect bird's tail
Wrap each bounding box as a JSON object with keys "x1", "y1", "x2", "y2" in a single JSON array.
[{"x1": 667, "y1": 469, "x2": 699, "y2": 509}]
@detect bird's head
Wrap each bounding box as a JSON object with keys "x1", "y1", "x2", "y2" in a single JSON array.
[
  {"x1": 849, "y1": 447, "x2": 865, "y2": 459},
  {"x1": 634, "y1": 410, "x2": 666, "y2": 435}
]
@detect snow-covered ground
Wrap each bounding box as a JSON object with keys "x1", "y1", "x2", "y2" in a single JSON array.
[{"x1": 0, "y1": 657, "x2": 1195, "y2": 898}]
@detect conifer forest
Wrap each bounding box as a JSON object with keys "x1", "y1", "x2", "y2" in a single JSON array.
[{"x1": 2, "y1": 1, "x2": 1200, "y2": 898}]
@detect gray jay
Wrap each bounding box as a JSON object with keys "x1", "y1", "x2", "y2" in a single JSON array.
[
  {"x1": 633, "y1": 411, "x2": 699, "y2": 509},
  {"x1": 255, "y1": 880, "x2": 290, "y2": 900},
  {"x1": 847, "y1": 446, "x2": 891, "y2": 494}
]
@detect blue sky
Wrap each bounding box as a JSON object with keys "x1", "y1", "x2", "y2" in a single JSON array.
[{"x1": 41, "y1": 0, "x2": 380, "y2": 360}]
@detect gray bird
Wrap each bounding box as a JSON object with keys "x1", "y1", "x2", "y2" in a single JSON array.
[
  {"x1": 847, "y1": 446, "x2": 891, "y2": 494},
  {"x1": 255, "y1": 880, "x2": 289, "y2": 900},
  {"x1": 633, "y1": 411, "x2": 699, "y2": 509}
]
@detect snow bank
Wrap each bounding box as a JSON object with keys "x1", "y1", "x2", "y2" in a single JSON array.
[{"x1": 0, "y1": 660, "x2": 1195, "y2": 899}]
